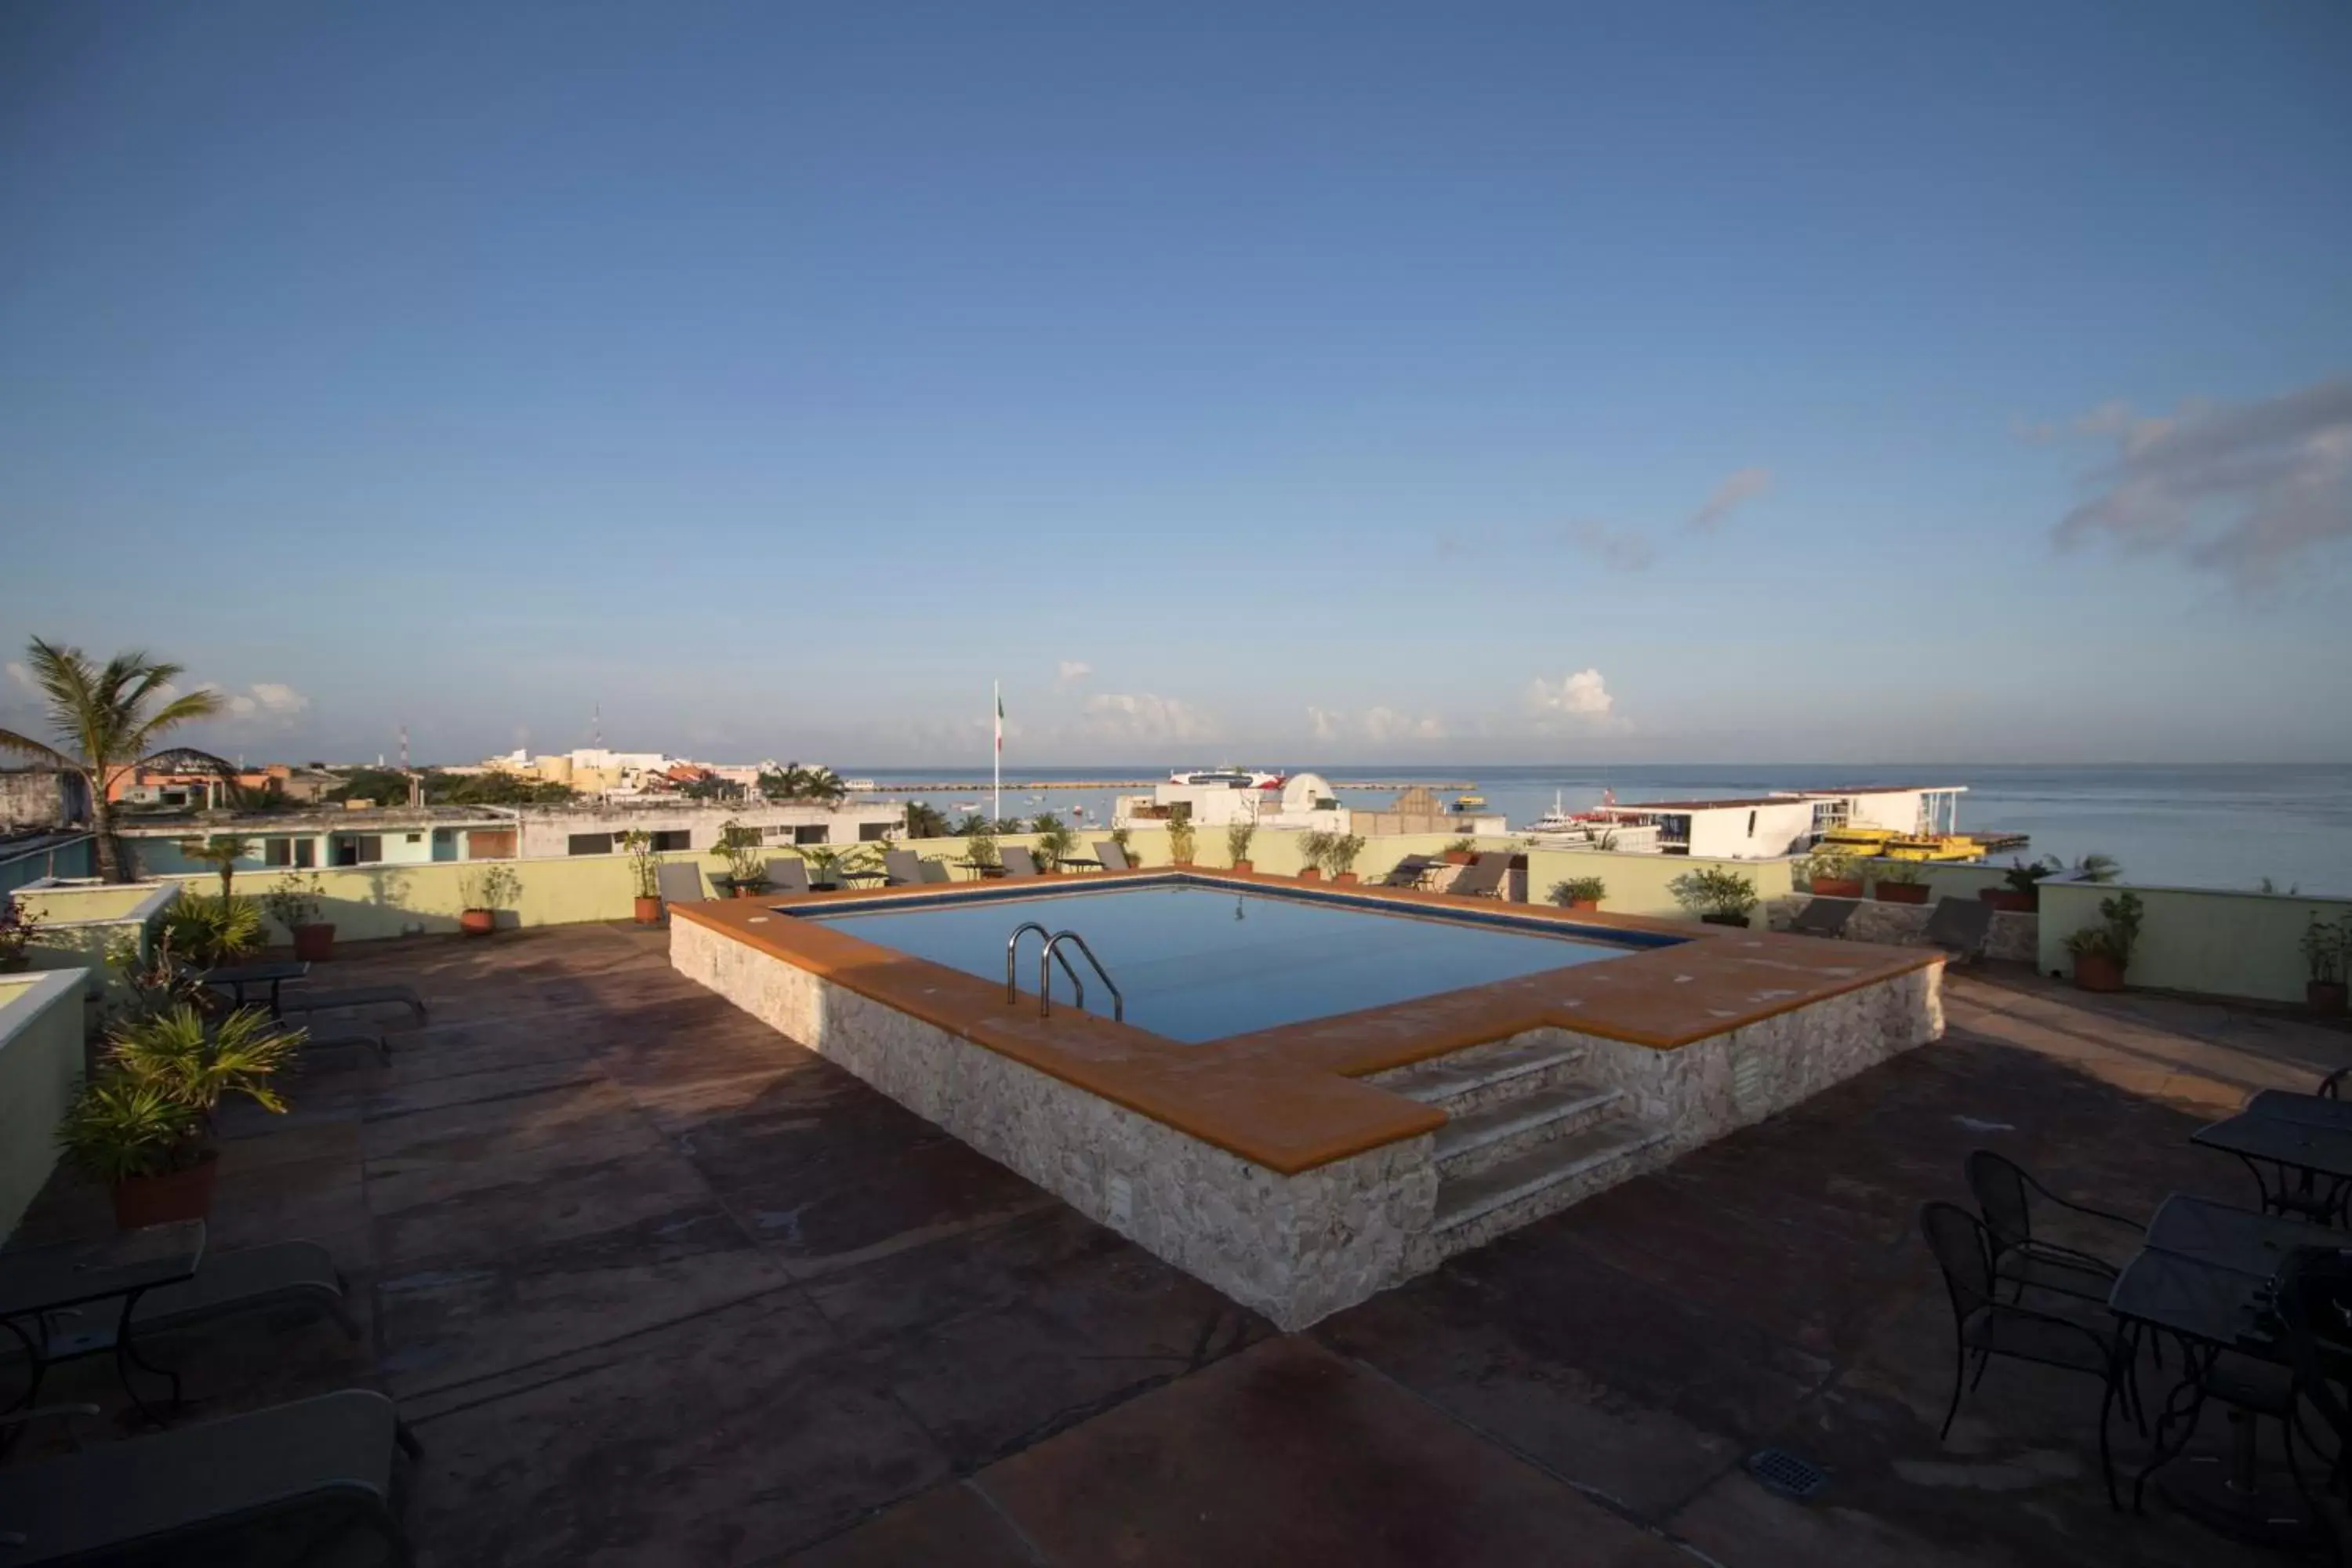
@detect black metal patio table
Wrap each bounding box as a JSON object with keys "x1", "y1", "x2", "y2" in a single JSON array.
[
  {"x1": 2192, "y1": 1112, "x2": 2352, "y2": 1224},
  {"x1": 952, "y1": 860, "x2": 1005, "y2": 881},
  {"x1": 2142, "y1": 1194, "x2": 2343, "y2": 1278},
  {"x1": 2245, "y1": 1089, "x2": 2352, "y2": 1134},
  {"x1": 0, "y1": 1220, "x2": 205, "y2": 1432},
  {"x1": 201, "y1": 958, "x2": 310, "y2": 1017},
  {"x1": 834, "y1": 868, "x2": 889, "y2": 886},
  {"x1": 2104, "y1": 1244, "x2": 2325, "y2": 1548},
  {"x1": 1056, "y1": 856, "x2": 1105, "y2": 873}
]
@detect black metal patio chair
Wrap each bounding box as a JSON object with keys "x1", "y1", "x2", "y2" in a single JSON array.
[
  {"x1": 2320, "y1": 1065, "x2": 2351, "y2": 1100},
  {"x1": 1918, "y1": 1202, "x2": 2142, "y2": 1499},
  {"x1": 1965, "y1": 1149, "x2": 2141, "y2": 1309},
  {"x1": 2276, "y1": 1247, "x2": 2352, "y2": 1552}
]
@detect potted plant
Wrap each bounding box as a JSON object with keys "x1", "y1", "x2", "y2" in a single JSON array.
[
  {"x1": 965, "y1": 829, "x2": 1001, "y2": 877},
  {"x1": 2074, "y1": 854, "x2": 2122, "y2": 884},
  {"x1": 0, "y1": 895, "x2": 42, "y2": 973},
  {"x1": 1982, "y1": 856, "x2": 2056, "y2": 913},
  {"x1": 458, "y1": 863, "x2": 521, "y2": 935},
  {"x1": 2303, "y1": 913, "x2": 2350, "y2": 1017},
  {"x1": 619, "y1": 830, "x2": 663, "y2": 923},
  {"x1": 1109, "y1": 826, "x2": 1136, "y2": 870},
  {"x1": 263, "y1": 870, "x2": 335, "y2": 961},
  {"x1": 1227, "y1": 820, "x2": 1256, "y2": 874},
  {"x1": 1167, "y1": 815, "x2": 1196, "y2": 868},
  {"x1": 1670, "y1": 867, "x2": 1759, "y2": 928},
  {"x1": 1296, "y1": 830, "x2": 1334, "y2": 882},
  {"x1": 162, "y1": 890, "x2": 265, "y2": 967},
  {"x1": 1548, "y1": 877, "x2": 1607, "y2": 913},
  {"x1": 59, "y1": 1004, "x2": 301, "y2": 1228},
  {"x1": 711, "y1": 821, "x2": 768, "y2": 897},
  {"x1": 1872, "y1": 861, "x2": 1931, "y2": 906},
  {"x1": 1032, "y1": 816, "x2": 1077, "y2": 876},
  {"x1": 2064, "y1": 891, "x2": 2143, "y2": 993},
  {"x1": 1443, "y1": 837, "x2": 1478, "y2": 867},
  {"x1": 1325, "y1": 833, "x2": 1366, "y2": 887},
  {"x1": 1800, "y1": 850, "x2": 1863, "y2": 899}
]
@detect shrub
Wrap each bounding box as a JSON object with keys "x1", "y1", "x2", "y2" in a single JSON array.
[
  {"x1": 1445, "y1": 837, "x2": 1477, "y2": 858},
  {"x1": 0, "y1": 895, "x2": 42, "y2": 971},
  {"x1": 1032, "y1": 815, "x2": 1077, "y2": 872},
  {"x1": 1109, "y1": 826, "x2": 1134, "y2": 866},
  {"x1": 60, "y1": 1004, "x2": 302, "y2": 1182},
  {"x1": 2074, "y1": 854, "x2": 2122, "y2": 884},
  {"x1": 2302, "y1": 913, "x2": 2350, "y2": 985},
  {"x1": 1548, "y1": 877, "x2": 1607, "y2": 906},
  {"x1": 2003, "y1": 856, "x2": 2060, "y2": 896},
  {"x1": 1871, "y1": 859, "x2": 1926, "y2": 887},
  {"x1": 262, "y1": 870, "x2": 325, "y2": 934},
  {"x1": 1668, "y1": 867, "x2": 1758, "y2": 920},
  {"x1": 1324, "y1": 833, "x2": 1365, "y2": 876},
  {"x1": 459, "y1": 864, "x2": 521, "y2": 911},
  {"x1": 1226, "y1": 820, "x2": 1255, "y2": 866},
  {"x1": 709, "y1": 821, "x2": 766, "y2": 886},
  {"x1": 966, "y1": 829, "x2": 1000, "y2": 869},
  {"x1": 619, "y1": 830, "x2": 660, "y2": 899},
  {"x1": 2067, "y1": 891, "x2": 2144, "y2": 969},
  {"x1": 1797, "y1": 850, "x2": 1854, "y2": 886},
  {"x1": 1298, "y1": 830, "x2": 1335, "y2": 870},
  {"x1": 162, "y1": 891, "x2": 264, "y2": 967},
  {"x1": 1167, "y1": 817, "x2": 1196, "y2": 864}
]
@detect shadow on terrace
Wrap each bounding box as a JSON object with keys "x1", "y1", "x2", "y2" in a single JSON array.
[{"x1": 5, "y1": 921, "x2": 2349, "y2": 1566}]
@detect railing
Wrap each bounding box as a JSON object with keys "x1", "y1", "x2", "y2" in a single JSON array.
[
  {"x1": 1007, "y1": 920, "x2": 1085, "y2": 1007},
  {"x1": 1040, "y1": 930, "x2": 1123, "y2": 1022}
]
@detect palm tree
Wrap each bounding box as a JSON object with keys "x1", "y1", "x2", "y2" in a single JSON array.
[
  {"x1": 0, "y1": 639, "x2": 227, "y2": 882},
  {"x1": 179, "y1": 834, "x2": 256, "y2": 899}
]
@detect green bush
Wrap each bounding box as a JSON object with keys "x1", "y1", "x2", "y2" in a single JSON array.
[
  {"x1": 1668, "y1": 867, "x2": 1757, "y2": 920},
  {"x1": 1548, "y1": 877, "x2": 1607, "y2": 906},
  {"x1": 163, "y1": 891, "x2": 263, "y2": 967}
]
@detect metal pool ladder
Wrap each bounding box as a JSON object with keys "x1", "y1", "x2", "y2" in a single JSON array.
[{"x1": 1004, "y1": 920, "x2": 1124, "y2": 1022}]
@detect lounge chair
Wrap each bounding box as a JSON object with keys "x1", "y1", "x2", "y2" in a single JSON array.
[
  {"x1": 883, "y1": 848, "x2": 925, "y2": 887},
  {"x1": 306, "y1": 1027, "x2": 391, "y2": 1064},
  {"x1": 917, "y1": 858, "x2": 950, "y2": 884},
  {"x1": 1922, "y1": 895, "x2": 1994, "y2": 964},
  {"x1": 1376, "y1": 855, "x2": 1436, "y2": 889},
  {"x1": 279, "y1": 983, "x2": 426, "y2": 1025},
  {"x1": 1787, "y1": 897, "x2": 1858, "y2": 938},
  {"x1": 764, "y1": 858, "x2": 811, "y2": 895},
  {"x1": 1094, "y1": 840, "x2": 1131, "y2": 872},
  {"x1": 1445, "y1": 853, "x2": 1509, "y2": 899},
  {"x1": 998, "y1": 847, "x2": 1040, "y2": 878},
  {"x1": 0, "y1": 1388, "x2": 416, "y2": 1565},
  {"x1": 655, "y1": 861, "x2": 704, "y2": 907}
]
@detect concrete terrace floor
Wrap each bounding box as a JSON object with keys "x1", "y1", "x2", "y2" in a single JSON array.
[{"x1": 9, "y1": 923, "x2": 2352, "y2": 1566}]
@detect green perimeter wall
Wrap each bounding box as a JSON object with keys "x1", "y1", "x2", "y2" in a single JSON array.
[{"x1": 2038, "y1": 880, "x2": 2352, "y2": 1005}]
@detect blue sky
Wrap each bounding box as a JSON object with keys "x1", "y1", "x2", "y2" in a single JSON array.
[{"x1": 2, "y1": 2, "x2": 2348, "y2": 768}]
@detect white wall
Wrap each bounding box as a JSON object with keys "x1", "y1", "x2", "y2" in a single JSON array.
[{"x1": 1686, "y1": 801, "x2": 1815, "y2": 859}]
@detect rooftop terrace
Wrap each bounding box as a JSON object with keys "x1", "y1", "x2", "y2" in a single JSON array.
[{"x1": 8, "y1": 924, "x2": 2349, "y2": 1565}]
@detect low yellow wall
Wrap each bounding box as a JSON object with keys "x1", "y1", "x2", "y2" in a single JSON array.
[
  {"x1": 14, "y1": 882, "x2": 169, "y2": 924},
  {"x1": 0, "y1": 969, "x2": 88, "y2": 1241},
  {"x1": 2038, "y1": 880, "x2": 2352, "y2": 1004},
  {"x1": 1524, "y1": 847, "x2": 1795, "y2": 926}
]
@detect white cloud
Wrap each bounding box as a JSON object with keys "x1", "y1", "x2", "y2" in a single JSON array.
[
  {"x1": 1359, "y1": 706, "x2": 1447, "y2": 742},
  {"x1": 1526, "y1": 668, "x2": 1629, "y2": 732},
  {"x1": 1081, "y1": 692, "x2": 1212, "y2": 745},
  {"x1": 209, "y1": 681, "x2": 312, "y2": 726},
  {"x1": 1306, "y1": 706, "x2": 1341, "y2": 742},
  {"x1": 1056, "y1": 659, "x2": 1093, "y2": 684},
  {"x1": 2042, "y1": 378, "x2": 2352, "y2": 590},
  {"x1": 1687, "y1": 467, "x2": 1772, "y2": 532},
  {"x1": 3, "y1": 661, "x2": 31, "y2": 693}
]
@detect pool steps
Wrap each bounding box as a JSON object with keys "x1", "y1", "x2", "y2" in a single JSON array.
[{"x1": 1377, "y1": 1035, "x2": 1669, "y2": 1259}]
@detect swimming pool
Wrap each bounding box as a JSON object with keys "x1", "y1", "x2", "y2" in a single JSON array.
[{"x1": 798, "y1": 879, "x2": 1670, "y2": 1041}]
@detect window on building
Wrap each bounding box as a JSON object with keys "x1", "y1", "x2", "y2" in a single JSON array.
[
  {"x1": 649, "y1": 830, "x2": 690, "y2": 852},
  {"x1": 568, "y1": 833, "x2": 615, "y2": 856},
  {"x1": 858, "y1": 822, "x2": 892, "y2": 841},
  {"x1": 265, "y1": 838, "x2": 293, "y2": 866},
  {"x1": 1747, "y1": 811, "x2": 1758, "y2": 837},
  {"x1": 405, "y1": 833, "x2": 423, "y2": 844},
  {"x1": 794, "y1": 826, "x2": 829, "y2": 844}
]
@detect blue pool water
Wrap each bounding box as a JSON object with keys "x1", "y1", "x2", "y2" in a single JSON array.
[{"x1": 799, "y1": 879, "x2": 1664, "y2": 1042}]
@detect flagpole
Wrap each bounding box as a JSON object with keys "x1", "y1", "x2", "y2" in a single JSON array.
[{"x1": 993, "y1": 679, "x2": 1001, "y2": 823}]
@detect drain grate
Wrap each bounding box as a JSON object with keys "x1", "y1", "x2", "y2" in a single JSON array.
[{"x1": 1745, "y1": 1447, "x2": 1828, "y2": 1501}]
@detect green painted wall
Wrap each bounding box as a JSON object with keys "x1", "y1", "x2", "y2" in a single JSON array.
[
  {"x1": 0, "y1": 969, "x2": 88, "y2": 1241},
  {"x1": 2038, "y1": 880, "x2": 2352, "y2": 1004}
]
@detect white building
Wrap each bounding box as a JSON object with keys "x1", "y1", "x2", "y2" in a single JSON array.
[
  {"x1": 1586, "y1": 797, "x2": 1818, "y2": 859},
  {"x1": 1781, "y1": 786, "x2": 1969, "y2": 840},
  {"x1": 1114, "y1": 770, "x2": 1351, "y2": 834}
]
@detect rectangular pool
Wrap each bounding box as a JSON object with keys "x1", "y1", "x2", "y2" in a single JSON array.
[{"x1": 797, "y1": 879, "x2": 1669, "y2": 1042}]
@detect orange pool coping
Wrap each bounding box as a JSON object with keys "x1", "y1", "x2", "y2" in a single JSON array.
[{"x1": 673, "y1": 869, "x2": 1941, "y2": 1175}]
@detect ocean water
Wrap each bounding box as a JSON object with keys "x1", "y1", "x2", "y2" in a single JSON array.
[{"x1": 849, "y1": 764, "x2": 2352, "y2": 898}]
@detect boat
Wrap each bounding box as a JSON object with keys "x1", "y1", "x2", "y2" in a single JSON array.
[
  {"x1": 1523, "y1": 792, "x2": 1580, "y2": 835},
  {"x1": 1450, "y1": 793, "x2": 1487, "y2": 812},
  {"x1": 1883, "y1": 834, "x2": 1983, "y2": 863},
  {"x1": 951, "y1": 801, "x2": 979, "y2": 812},
  {"x1": 1171, "y1": 768, "x2": 1284, "y2": 789}
]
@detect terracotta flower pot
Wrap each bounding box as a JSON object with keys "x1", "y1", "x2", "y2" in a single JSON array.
[
  {"x1": 633, "y1": 895, "x2": 663, "y2": 925},
  {"x1": 733, "y1": 884, "x2": 764, "y2": 899},
  {"x1": 1875, "y1": 883, "x2": 1930, "y2": 905},
  {"x1": 459, "y1": 908, "x2": 496, "y2": 935},
  {"x1": 1332, "y1": 872, "x2": 1359, "y2": 887},
  {"x1": 113, "y1": 1151, "x2": 218, "y2": 1229},
  {"x1": 1700, "y1": 912, "x2": 1751, "y2": 928},
  {"x1": 1809, "y1": 877, "x2": 1864, "y2": 898},
  {"x1": 1566, "y1": 898, "x2": 1600, "y2": 913},
  {"x1": 1231, "y1": 860, "x2": 1254, "y2": 875},
  {"x1": 2073, "y1": 953, "x2": 2125, "y2": 993},
  {"x1": 291, "y1": 922, "x2": 336, "y2": 962},
  {"x1": 1297, "y1": 867, "x2": 1322, "y2": 882},
  {"x1": 1979, "y1": 889, "x2": 2036, "y2": 913},
  {"x1": 2310, "y1": 980, "x2": 2350, "y2": 1018},
  {"x1": 1443, "y1": 851, "x2": 1475, "y2": 866}
]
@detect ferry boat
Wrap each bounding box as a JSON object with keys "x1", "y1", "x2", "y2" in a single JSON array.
[
  {"x1": 1450, "y1": 793, "x2": 1487, "y2": 812},
  {"x1": 1525, "y1": 792, "x2": 1580, "y2": 835},
  {"x1": 1170, "y1": 768, "x2": 1285, "y2": 790}
]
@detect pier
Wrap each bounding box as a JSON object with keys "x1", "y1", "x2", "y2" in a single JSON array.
[{"x1": 853, "y1": 779, "x2": 1477, "y2": 793}]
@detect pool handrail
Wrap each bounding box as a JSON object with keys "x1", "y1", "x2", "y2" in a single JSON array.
[
  {"x1": 1007, "y1": 920, "x2": 1087, "y2": 1007},
  {"x1": 1042, "y1": 929, "x2": 1124, "y2": 1023}
]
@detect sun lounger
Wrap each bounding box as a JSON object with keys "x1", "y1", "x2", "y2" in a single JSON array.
[
  {"x1": 306, "y1": 1027, "x2": 390, "y2": 1063},
  {"x1": 917, "y1": 858, "x2": 950, "y2": 884},
  {"x1": 764, "y1": 858, "x2": 811, "y2": 895},
  {"x1": 0, "y1": 1388, "x2": 416, "y2": 1566},
  {"x1": 1923, "y1": 895, "x2": 1995, "y2": 964},
  {"x1": 655, "y1": 861, "x2": 704, "y2": 906},
  {"x1": 1377, "y1": 855, "x2": 1436, "y2": 888},
  {"x1": 1446, "y1": 853, "x2": 1510, "y2": 899},
  {"x1": 1787, "y1": 897, "x2": 1859, "y2": 938},
  {"x1": 998, "y1": 847, "x2": 1040, "y2": 878},
  {"x1": 279, "y1": 983, "x2": 426, "y2": 1025},
  {"x1": 884, "y1": 849, "x2": 925, "y2": 887},
  {"x1": 1094, "y1": 840, "x2": 1131, "y2": 872}
]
